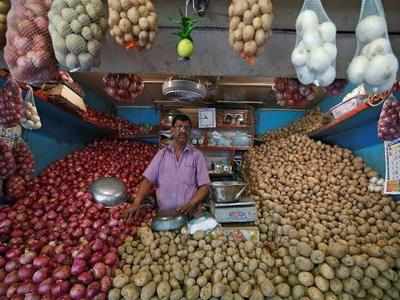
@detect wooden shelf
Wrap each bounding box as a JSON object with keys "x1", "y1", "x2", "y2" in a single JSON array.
[
  {"x1": 196, "y1": 145, "x2": 250, "y2": 151},
  {"x1": 308, "y1": 102, "x2": 382, "y2": 138}
]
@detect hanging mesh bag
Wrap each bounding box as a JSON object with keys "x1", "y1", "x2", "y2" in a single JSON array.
[
  {"x1": 3, "y1": 0, "x2": 59, "y2": 85},
  {"x1": 48, "y1": 0, "x2": 108, "y2": 71},
  {"x1": 347, "y1": 0, "x2": 398, "y2": 94},
  {"x1": 103, "y1": 73, "x2": 144, "y2": 104},
  {"x1": 21, "y1": 87, "x2": 42, "y2": 130},
  {"x1": 0, "y1": 79, "x2": 24, "y2": 128},
  {"x1": 0, "y1": 0, "x2": 10, "y2": 47},
  {"x1": 378, "y1": 95, "x2": 400, "y2": 141},
  {"x1": 291, "y1": 0, "x2": 337, "y2": 87},
  {"x1": 107, "y1": 0, "x2": 157, "y2": 50}
]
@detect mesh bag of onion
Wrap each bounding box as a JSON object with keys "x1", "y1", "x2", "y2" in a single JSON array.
[
  {"x1": 378, "y1": 95, "x2": 400, "y2": 141},
  {"x1": 103, "y1": 73, "x2": 144, "y2": 104},
  {"x1": 273, "y1": 78, "x2": 316, "y2": 107},
  {"x1": 108, "y1": 0, "x2": 157, "y2": 50},
  {"x1": 21, "y1": 87, "x2": 42, "y2": 130},
  {"x1": 0, "y1": 79, "x2": 24, "y2": 128},
  {"x1": 292, "y1": 0, "x2": 337, "y2": 87},
  {"x1": 3, "y1": 0, "x2": 59, "y2": 85},
  {"x1": 347, "y1": 0, "x2": 398, "y2": 94},
  {"x1": 0, "y1": 138, "x2": 16, "y2": 179}
]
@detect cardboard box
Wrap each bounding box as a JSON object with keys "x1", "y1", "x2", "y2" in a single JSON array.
[
  {"x1": 46, "y1": 84, "x2": 87, "y2": 112},
  {"x1": 221, "y1": 225, "x2": 259, "y2": 242}
]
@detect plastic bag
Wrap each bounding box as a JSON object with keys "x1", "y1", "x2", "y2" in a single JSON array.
[
  {"x1": 48, "y1": 0, "x2": 107, "y2": 71},
  {"x1": 347, "y1": 0, "x2": 398, "y2": 94},
  {"x1": 291, "y1": 0, "x2": 337, "y2": 87},
  {"x1": 0, "y1": 79, "x2": 24, "y2": 128},
  {"x1": 228, "y1": 0, "x2": 273, "y2": 64},
  {"x1": 21, "y1": 87, "x2": 42, "y2": 130},
  {"x1": 108, "y1": 0, "x2": 157, "y2": 50},
  {"x1": 0, "y1": 138, "x2": 16, "y2": 179},
  {"x1": 0, "y1": 0, "x2": 10, "y2": 47},
  {"x1": 378, "y1": 95, "x2": 400, "y2": 141},
  {"x1": 103, "y1": 73, "x2": 144, "y2": 104},
  {"x1": 3, "y1": 0, "x2": 59, "y2": 85}
]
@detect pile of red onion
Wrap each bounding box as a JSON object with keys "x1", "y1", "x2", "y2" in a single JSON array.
[
  {"x1": 378, "y1": 96, "x2": 400, "y2": 141},
  {"x1": 103, "y1": 74, "x2": 144, "y2": 104},
  {"x1": 0, "y1": 140, "x2": 157, "y2": 299},
  {"x1": 322, "y1": 79, "x2": 347, "y2": 96},
  {"x1": 0, "y1": 139, "x2": 16, "y2": 179},
  {"x1": 273, "y1": 78, "x2": 316, "y2": 107},
  {"x1": 78, "y1": 108, "x2": 156, "y2": 137},
  {"x1": 0, "y1": 79, "x2": 24, "y2": 128}
]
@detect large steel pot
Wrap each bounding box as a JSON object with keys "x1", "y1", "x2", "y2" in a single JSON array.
[
  {"x1": 89, "y1": 177, "x2": 128, "y2": 207},
  {"x1": 210, "y1": 181, "x2": 247, "y2": 203}
]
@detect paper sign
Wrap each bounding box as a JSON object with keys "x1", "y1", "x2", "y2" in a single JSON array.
[
  {"x1": 198, "y1": 108, "x2": 216, "y2": 128},
  {"x1": 384, "y1": 139, "x2": 400, "y2": 194}
]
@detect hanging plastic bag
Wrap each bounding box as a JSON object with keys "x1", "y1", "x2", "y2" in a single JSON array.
[
  {"x1": 378, "y1": 95, "x2": 400, "y2": 141},
  {"x1": 347, "y1": 0, "x2": 398, "y2": 94},
  {"x1": 0, "y1": 0, "x2": 10, "y2": 47},
  {"x1": 21, "y1": 87, "x2": 42, "y2": 130},
  {"x1": 228, "y1": 0, "x2": 273, "y2": 64},
  {"x1": 0, "y1": 138, "x2": 16, "y2": 179},
  {"x1": 0, "y1": 79, "x2": 24, "y2": 128},
  {"x1": 103, "y1": 73, "x2": 144, "y2": 104},
  {"x1": 291, "y1": 0, "x2": 337, "y2": 87},
  {"x1": 108, "y1": 0, "x2": 157, "y2": 50},
  {"x1": 48, "y1": 0, "x2": 108, "y2": 71},
  {"x1": 3, "y1": 0, "x2": 59, "y2": 85}
]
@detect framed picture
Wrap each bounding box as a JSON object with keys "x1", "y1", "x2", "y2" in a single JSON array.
[{"x1": 221, "y1": 110, "x2": 248, "y2": 126}]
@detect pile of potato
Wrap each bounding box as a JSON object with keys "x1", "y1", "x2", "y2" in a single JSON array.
[
  {"x1": 262, "y1": 109, "x2": 330, "y2": 143},
  {"x1": 228, "y1": 0, "x2": 273, "y2": 63},
  {"x1": 109, "y1": 227, "x2": 278, "y2": 300},
  {"x1": 244, "y1": 133, "x2": 400, "y2": 299},
  {"x1": 110, "y1": 128, "x2": 400, "y2": 299},
  {"x1": 108, "y1": 0, "x2": 157, "y2": 50}
]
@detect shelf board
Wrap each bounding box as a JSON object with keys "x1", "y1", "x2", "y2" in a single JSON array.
[
  {"x1": 196, "y1": 146, "x2": 250, "y2": 151},
  {"x1": 309, "y1": 102, "x2": 382, "y2": 138}
]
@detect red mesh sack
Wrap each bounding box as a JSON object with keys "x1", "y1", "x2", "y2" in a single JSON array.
[
  {"x1": 273, "y1": 78, "x2": 317, "y2": 107},
  {"x1": 103, "y1": 73, "x2": 144, "y2": 104},
  {"x1": 0, "y1": 138, "x2": 16, "y2": 179},
  {"x1": 378, "y1": 95, "x2": 400, "y2": 141},
  {"x1": 0, "y1": 79, "x2": 24, "y2": 128},
  {"x1": 13, "y1": 140, "x2": 35, "y2": 180},
  {"x1": 4, "y1": 0, "x2": 58, "y2": 85}
]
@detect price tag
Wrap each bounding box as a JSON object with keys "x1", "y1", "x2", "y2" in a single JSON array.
[
  {"x1": 330, "y1": 98, "x2": 361, "y2": 119},
  {"x1": 198, "y1": 108, "x2": 216, "y2": 128},
  {"x1": 384, "y1": 139, "x2": 400, "y2": 194}
]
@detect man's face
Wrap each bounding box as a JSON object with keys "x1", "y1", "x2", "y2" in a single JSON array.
[{"x1": 172, "y1": 120, "x2": 191, "y2": 145}]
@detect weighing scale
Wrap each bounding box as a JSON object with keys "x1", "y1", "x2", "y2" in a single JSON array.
[{"x1": 210, "y1": 196, "x2": 257, "y2": 223}]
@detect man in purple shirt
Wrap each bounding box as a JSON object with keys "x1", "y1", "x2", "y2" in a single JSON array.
[{"x1": 126, "y1": 114, "x2": 210, "y2": 220}]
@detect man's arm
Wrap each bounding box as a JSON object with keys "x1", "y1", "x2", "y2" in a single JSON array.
[
  {"x1": 132, "y1": 178, "x2": 154, "y2": 207},
  {"x1": 177, "y1": 184, "x2": 209, "y2": 215}
]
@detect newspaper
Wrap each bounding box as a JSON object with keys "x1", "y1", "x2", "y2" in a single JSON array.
[{"x1": 384, "y1": 139, "x2": 400, "y2": 194}]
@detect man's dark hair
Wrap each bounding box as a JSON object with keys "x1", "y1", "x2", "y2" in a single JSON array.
[{"x1": 172, "y1": 114, "x2": 192, "y2": 127}]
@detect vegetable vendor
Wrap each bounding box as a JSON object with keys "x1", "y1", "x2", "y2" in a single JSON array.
[{"x1": 126, "y1": 114, "x2": 210, "y2": 220}]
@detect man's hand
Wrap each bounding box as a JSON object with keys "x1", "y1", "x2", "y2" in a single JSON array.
[
  {"x1": 177, "y1": 200, "x2": 199, "y2": 216},
  {"x1": 124, "y1": 202, "x2": 140, "y2": 223}
]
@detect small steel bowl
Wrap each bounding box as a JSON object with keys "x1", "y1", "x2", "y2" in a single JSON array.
[
  {"x1": 89, "y1": 177, "x2": 128, "y2": 207},
  {"x1": 151, "y1": 209, "x2": 188, "y2": 231}
]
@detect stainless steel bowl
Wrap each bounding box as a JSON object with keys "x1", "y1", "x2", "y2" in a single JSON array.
[
  {"x1": 151, "y1": 210, "x2": 188, "y2": 231},
  {"x1": 210, "y1": 181, "x2": 247, "y2": 203},
  {"x1": 89, "y1": 177, "x2": 128, "y2": 207}
]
